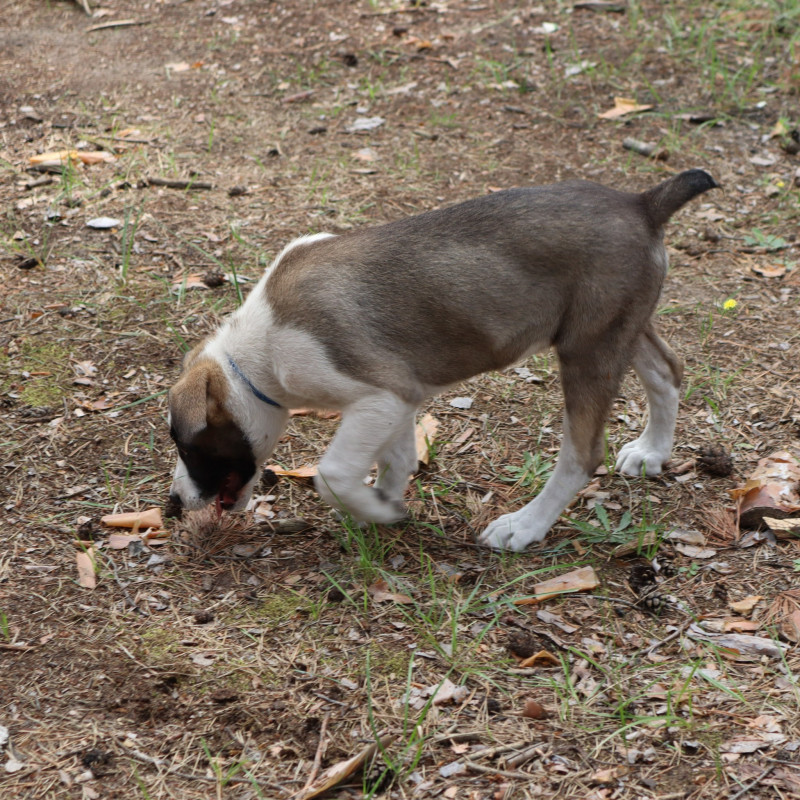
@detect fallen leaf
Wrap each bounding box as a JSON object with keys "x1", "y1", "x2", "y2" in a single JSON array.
[
  {"x1": 729, "y1": 595, "x2": 763, "y2": 615},
  {"x1": 107, "y1": 533, "x2": 142, "y2": 549},
  {"x1": 674, "y1": 543, "x2": 717, "y2": 559},
  {"x1": 368, "y1": 578, "x2": 414, "y2": 605},
  {"x1": 76, "y1": 549, "x2": 97, "y2": 589},
  {"x1": 723, "y1": 618, "x2": 761, "y2": 633},
  {"x1": 514, "y1": 565, "x2": 599, "y2": 605},
  {"x1": 415, "y1": 413, "x2": 440, "y2": 465},
  {"x1": 294, "y1": 732, "x2": 397, "y2": 800},
  {"x1": 667, "y1": 528, "x2": 706, "y2": 546},
  {"x1": 77, "y1": 151, "x2": 116, "y2": 164},
  {"x1": 686, "y1": 623, "x2": 789, "y2": 660},
  {"x1": 765, "y1": 589, "x2": 800, "y2": 643},
  {"x1": 611, "y1": 531, "x2": 659, "y2": 557},
  {"x1": 752, "y1": 263, "x2": 787, "y2": 278},
  {"x1": 598, "y1": 97, "x2": 654, "y2": 119},
  {"x1": 518, "y1": 649, "x2": 560, "y2": 668},
  {"x1": 763, "y1": 516, "x2": 800, "y2": 537},
  {"x1": 591, "y1": 765, "x2": 629, "y2": 783},
  {"x1": 429, "y1": 678, "x2": 468, "y2": 706},
  {"x1": 101, "y1": 507, "x2": 163, "y2": 530},
  {"x1": 29, "y1": 149, "x2": 79, "y2": 165},
  {"x1": 345, "y1": 116, "x2": 385, "y2": 134},
  {"x1": 265, "y1": 464, "x2": 318, "y2": 479},
  {"x1": 165, "y1": 61, "x2": 191, "y2": 72}
]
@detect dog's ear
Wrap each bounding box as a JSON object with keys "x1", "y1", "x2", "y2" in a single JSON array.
[{"x1": 170, "y1": 358, "x2": 231, "y2": 438}]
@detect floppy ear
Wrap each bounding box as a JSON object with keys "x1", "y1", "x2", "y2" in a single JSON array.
[{"x1": 169, "y1": 359, "x2": 230, "y2": 437}]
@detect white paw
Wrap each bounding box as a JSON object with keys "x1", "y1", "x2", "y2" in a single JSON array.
[
  {"x1": 616, "y1": 440, "x2": 668, "y2": 477},
  {"x1": 479, "y1": 512, "x2": 548, "y2": 552}
]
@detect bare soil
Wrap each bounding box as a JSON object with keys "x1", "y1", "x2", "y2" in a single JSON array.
[{"x1": 1, "y1": 1, "x2": 799, "y2": 799}]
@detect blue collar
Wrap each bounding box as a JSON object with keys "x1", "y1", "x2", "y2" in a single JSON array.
[{"x1": 227, "y1": 355, "x2": 282, "y2": 409}]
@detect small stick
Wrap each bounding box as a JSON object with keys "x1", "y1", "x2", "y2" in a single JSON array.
[
  {"x1": 146, "y1": 176, "x2": 213, "y2": 190},
  {"x1": 301, "y1": 712, "x2": 331, "y2": 793},
  {"x1": 727, "y1": 764, "x2": 776, "y2": 800},
  {"x1": 87, "y1": 19, "x2": 149, "y2": 33}
]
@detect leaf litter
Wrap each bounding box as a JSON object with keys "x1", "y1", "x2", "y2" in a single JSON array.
[{"x1": 2, "y1": 1, "x2": 800, "y2": 798}]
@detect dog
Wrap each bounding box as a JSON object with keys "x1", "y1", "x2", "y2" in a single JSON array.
[{"x1": 168, "y1": 169, "x2": 717, "y2": 551}]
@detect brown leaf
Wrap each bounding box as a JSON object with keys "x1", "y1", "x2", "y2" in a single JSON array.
[
  {"x1": 265, "y1": 464, "x2": 318, "y2": 479},
  {"x1": 518, "y1": 649, "x2": 560, "y2": 668},
  {"x1": 415, "y1": 413, "x2": 440, "y2": 465},
  {"x1": 598, "y1": 97, "x2": 654, "y2": 119},
  {"x1": 729, "y1": 595, "x2": 764, "y2": 615},
  {"x1": 368, "y1": 578, "x2": 414, "y2": 604},
  {"x1": 107, "y1": 533, "x2": 142, "y2": 549},
  {"x1": 513, "y1": 565, "x2": 599, "y2": 605},
  {"x1": 76, "y1": 549, "x2": 97, "y2": 589},
  {"x1": 101, "y1": 507, "x2": 163, "y2": 530}
]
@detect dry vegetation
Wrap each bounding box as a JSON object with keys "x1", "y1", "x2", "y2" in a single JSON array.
[{"x1": 1, "y1": 1, "x2": 800, "y2": 798}]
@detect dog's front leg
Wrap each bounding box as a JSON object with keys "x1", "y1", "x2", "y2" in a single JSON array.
[
  {"x1": 616, "y1": 327, "x2": 682, "y2": 477},
  {"x1": 316, "y1": 393, "x2": 416, "y2": 524},
  {"x1": 375, "y1": 415, "x2": 418, "y2": 504}
]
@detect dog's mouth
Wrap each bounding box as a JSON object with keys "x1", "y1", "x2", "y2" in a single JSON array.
[{"x1": 215, "y1": 471, "x2": 245, "y2": 515}]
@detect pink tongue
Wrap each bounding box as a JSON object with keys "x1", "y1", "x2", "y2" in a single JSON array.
[{"x1": 217, "y1": 472, "x2": 242, "y2": 513}]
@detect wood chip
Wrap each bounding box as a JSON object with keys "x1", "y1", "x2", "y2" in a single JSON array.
[{"x1": 513, "y1": 565, "x2": 599, "y2": 605}]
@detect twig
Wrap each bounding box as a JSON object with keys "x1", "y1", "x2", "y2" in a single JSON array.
[
  {"x1": 146, "y1": 176, "x2": 214, "y2": 190},
  {"x1": 645, "y1": 618, "x2": 695, "y2": 657},
  {"x1": 726, "y1": 763, "x2": 776, "y2": 800},
  {"x1": 301, "y1": 711, "x2": 331, "y2": 793},
  {"x1": 463, "y1": 760, "x2": 536, "y2": 780},
  {"x1": 87, "y1": 19, "x2": 149, "y2": 32}
]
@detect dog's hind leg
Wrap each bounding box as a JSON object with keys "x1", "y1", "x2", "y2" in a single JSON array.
[
  {"x1": 375, "y1": 413, "x2": 418, "y2": 504},
  {"x1": 316, "y1": 392, "x2": 416, "y2": 524},
  {"x1": 480, "y1": 350, "x2": 625, "y2": 552},
  {"x1": 615, "y1": 325, "x2": 682, "y2": 477}
]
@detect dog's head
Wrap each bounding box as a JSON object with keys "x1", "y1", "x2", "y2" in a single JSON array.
[{"x1": 167, "y1": 348, "x2": 283, "y2": 514}]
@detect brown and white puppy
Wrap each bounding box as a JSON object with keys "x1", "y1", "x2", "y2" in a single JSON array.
[{"x1": 168, "y1": 169, "x2": 717, "y2": 550}]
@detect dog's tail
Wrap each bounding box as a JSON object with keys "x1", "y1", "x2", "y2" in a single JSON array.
[{"x1": 641, "y1": 169, "x2": 718, "y2": 228}]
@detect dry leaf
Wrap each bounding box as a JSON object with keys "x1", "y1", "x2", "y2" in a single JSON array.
[
  {"x1": 765, "y1": 590, "x2": 800, "y2": 643},
  {"x1": 294, "y1": 732, "x2": 397, "y2": 800},
  {"x1": 752, "y1": 263, "x2": 787, "y2": 278},
  {"x1": 592, "y1": 765, "x2": 629, "y2": 783},
  {"x1": 674, "y1": 543, "x2": 717, "y2": 559},
  {"x1": 107, "y1": 533, "x2": 142, "y2": 549},
  {"x1": 76, "y1": 549, "x2": 97, "y2": 589},
  {"x1": 265, "y1": 464, "x2": 318, "y2": 479},
  {"x1": 763, "y1": 516, "x2": 800, "y2": 537},
  {"x1": 514, "y1": 565, "x2": 599, "y2": 605},
  {"x1": 729, "y1": 595, "x2": 763, "y2": 614},
  {"x1": 415, "y1": 413, "x2": 440, "y2": 465},
  {"x1": 598, "y1": 97, "x2": 654, "y2": 119},
  {"x1": 518, "y1": 649, "x2": 560, "y2": 668},
  {"x1": 77, "y1": 151, "x2": 116, "y2": 164},
  {"x1": 611, "y1": 531, "x2": 659, "y2": 557},
  {"x1": 723, "y1": 618, "x2": 761, "y2": 633},
  {"x1": 30, "y1": 149, "x2": 79, "y2": 165},
  {"x1": 101, "y1": 507, "x2": 163, "y2": 530},
  {"x1": 368, "y1": 578, "x2": 414, "y2": 604}
]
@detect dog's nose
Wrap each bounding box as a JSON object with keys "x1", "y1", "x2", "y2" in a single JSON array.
[{"x1": 164, "y1": 492, "x2": 183, "y2": 520}]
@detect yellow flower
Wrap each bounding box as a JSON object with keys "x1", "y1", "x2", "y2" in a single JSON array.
[
  {"x1": 777, "y1": 180, "x2": 785, "y2": 188},
  {"x1": 723, "y1": 298, "x2": 737, "y2": 310}
]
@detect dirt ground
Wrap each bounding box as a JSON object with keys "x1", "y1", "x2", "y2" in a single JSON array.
[{"x1": 1, "y1": 1, "x2": 800, "y2": 798}]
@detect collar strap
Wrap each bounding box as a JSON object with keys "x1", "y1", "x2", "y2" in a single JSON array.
[{"x1": 227, "y1": 355, "x2": 282, "y2": 409}]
